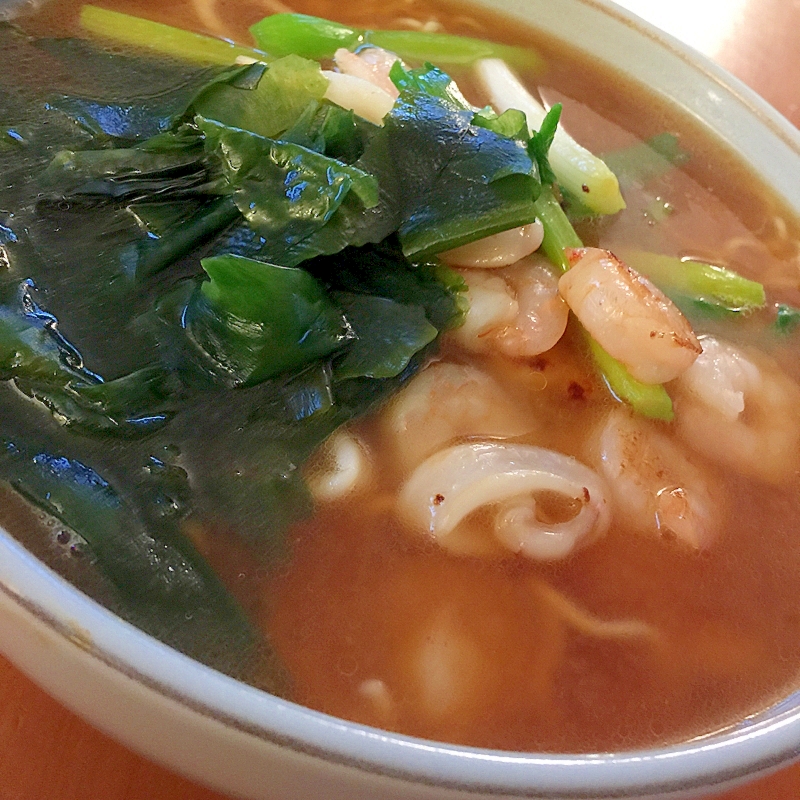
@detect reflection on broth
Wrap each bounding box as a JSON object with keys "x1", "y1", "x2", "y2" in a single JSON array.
[{"x1": 4, "y1": 0, "x2": 800, "y2": 756}]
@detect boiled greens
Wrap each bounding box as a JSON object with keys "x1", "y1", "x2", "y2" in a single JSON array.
[{"x1": 0, "y1": 19, "x2": 557, "y2": 683}]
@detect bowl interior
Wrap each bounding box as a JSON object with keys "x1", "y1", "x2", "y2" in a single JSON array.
[{"x1": 0, "y1": 0, "x2": 799, "y2": 798}]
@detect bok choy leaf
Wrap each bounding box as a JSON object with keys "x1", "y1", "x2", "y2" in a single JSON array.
[
  {"x1": 358, "y1": 63, "x2": 543, "y2": 259},
  {"x1": 332, "y1": 292, "x2": 436, "y2": 380},
  {"x1": 184, "y1": 254, "x2": 353, "y2": 386},
  {"x1": 0, "y1": 434, "x2": 260, "y2": 668}
]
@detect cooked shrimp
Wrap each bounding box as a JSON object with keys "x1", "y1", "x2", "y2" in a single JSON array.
[
  {"x1": 590, "y1": 408, "x2": 722, "y2": 550},
  {"x1": 450, "y1": 256, "x2": 569, "y2": 357},
  {"x1": 448, "y1": 269, "x2": 517, "y2": 350},
  {"x1": 671, "y1": 335, "x2": 800, "y2": 484},
  {"x1": 383, "y1": 362, "x2": 536, "y2": 474},
  {"x1": 397, "y1": 441, "x2": 611, "y2": 560},
  {"x1": 558, "y1": 247, "x2": 701, "y2": 383},
  {"x1": 439, "y1": 222, "x2": 544, "y2": 268},
  {"x1": 333, "y1": 47, "x2": 400, "y2": 99}
]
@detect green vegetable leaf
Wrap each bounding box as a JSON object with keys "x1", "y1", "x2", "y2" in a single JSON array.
[
  {"x1": 192, "y1": 55, "x2": 328, "y2": 140},
  {"x1": 0, "y1": 286, "x2": 180, "y2": 436},
  {"x1": 199, "y1": 118, "x2": 379, "y2": 266},
  {"x1": 48, "y1": 59, "x2": 264, "y2": 143},
  {"x1": 306, "y1": 237, "x2": 468, "y2": 331},
  {"x1": 184, "y1": 254, "x2": 353, "y2": 386},
  {"x1": 51, "y1": 95, "x2": 185, "y2": 141},
  {"x1": 39, "y1": 136, "x2": 209, "y2": 200},
  {"x1": 233, "y1": 64, "x2": 542, "y2": 263},
  {"x1": 528, "y1": 103, "x2": 561, "y2": 187},
  {"x1": 388, "y1": 60, "x2": 471, "y2": 108},
  {"x1": 123, "y1": 196, "x2": 241, "y2": 281},
  {"x1": 0, "y1": 435, "x2": 258, "y2": 669},
  {"x1": 376, "y1": 65, "x2": 543, "y2": 258},
  {"x1": 281, "y1": 100, "x2": 376, "y2": 163},
  {"x1": 47, "y1": 67, "x2": 236, "y2": 141},
  {"x1": 472, "y1": 106, "x2": 529, "y2": 142},
  {"x1": 775, "y1": 304, "x2": 800, "y2": 335},
  {"x1": 18, "y1": 366, "x2": 180, "y2": 437},
  {"x1": 333, "y1": 292, "x2": 437, "y2": 379}
]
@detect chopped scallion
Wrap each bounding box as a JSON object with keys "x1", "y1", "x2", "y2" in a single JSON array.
[
  {"x1": 475, "y1": 57, "x2": 625, "y2": 215},
  {"x1": 532, "y1": 184, "x2": 581, "y2": 272},
  {"x1": 81, "y1": 5, "x2": 265, "y2": 65},
  {"x1": 250, "y1": 13, "x2": 543, "y2": 69},
  {"x1": 618, "y1": 249, "x2": 766, "y2": 312},
  {"x1": 587, "y1": 338, "x2": 675, "y2": 421},
  {"x1": 775, "y1": 304, "x2": 800, "y2": 335}
]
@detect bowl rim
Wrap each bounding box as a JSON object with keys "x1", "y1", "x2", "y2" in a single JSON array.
[
  {"x1": 583, "y1": 0, "x2": 800, "y2": 156},
  {"x1": 8, "y1": 528, "x2": 800, "y2": 799},
  {"x1": 1, "y1": 0, "x2": 799, "y2": 797}
]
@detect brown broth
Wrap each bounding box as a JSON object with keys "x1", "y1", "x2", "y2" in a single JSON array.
[
  {"x1": 268, "y1": 341, "x2": 800, "y2": 751},
  {"x1": 17, "y1": 0, "x2": 800, "y2": 753}
]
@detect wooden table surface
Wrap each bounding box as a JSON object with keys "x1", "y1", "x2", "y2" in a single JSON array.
[{"x1": 1, "y1": 1, "x2": 798, "y2": 799}]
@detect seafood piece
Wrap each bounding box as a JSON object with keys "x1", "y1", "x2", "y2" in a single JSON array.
[
  {"x1": 320, "y1": 70, "x2": 396, "y2": 125},
  {"x1": 333, "y1": 46, "x2": 400, "y2": 98},
  {"x1": 383, "y1": 362, "x2": 536, "y2": 473},
  {"x1": 397, "y1": 441, "x2": 611, "y2": 560},
  {"x1": 558, "y1": 247, "x2": 701, "y2": 384},
  {"x1": 449, "y1": 269, "x2": 518, "y2": 350},
  {"x1": 439, "y1": 222, "x2": 544, "y2": 268},
  {"x1": 591, "y1": 408, "x2": 721, "y2": 549},
  {"x1": 451, "y1": 257, "x2": 569, "y2": 357},
  {"x1": 672, "y1": 335, "x2": 800, "y2": 484}
]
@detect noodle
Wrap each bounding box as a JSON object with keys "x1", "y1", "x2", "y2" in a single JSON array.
[
  {"x1": 191, "y1": 0, "x2": 231, "y2": 38},
  {"x1": 532, "y1": 580, "x2": 659, "y2": 643},
  {"x1": 390, "y1": 17, "x2": 443, "y2": 32}
]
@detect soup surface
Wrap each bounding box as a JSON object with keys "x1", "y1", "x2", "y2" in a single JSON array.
[{"x1": 4, "y1": 0, "x2": 800, "y2": 754}]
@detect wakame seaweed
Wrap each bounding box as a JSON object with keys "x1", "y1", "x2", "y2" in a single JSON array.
[{"x1": 0, "y1": 22, "x2": 557, "y2": 682}]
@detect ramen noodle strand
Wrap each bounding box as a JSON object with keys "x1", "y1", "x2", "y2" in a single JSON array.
[
  {"x1": 191, "y1": 0, "x2": 231, "y2": 38},
  {"x1": 533, "y1": 579, "x2": 658, "y2": 642}
]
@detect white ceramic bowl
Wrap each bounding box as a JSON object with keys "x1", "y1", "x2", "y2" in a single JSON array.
[{"x1": 1, "y1": 1, "x2": 799, "y2": 799}]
